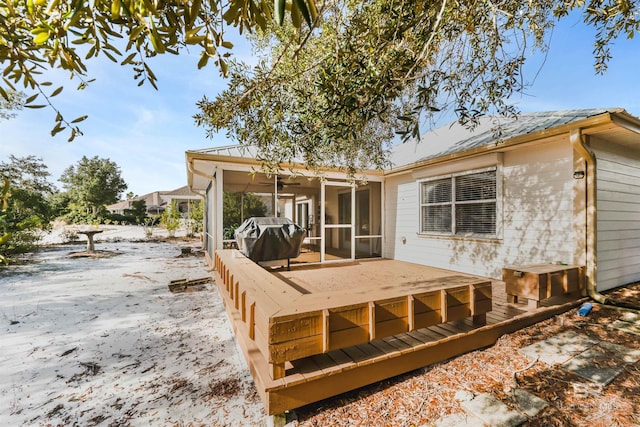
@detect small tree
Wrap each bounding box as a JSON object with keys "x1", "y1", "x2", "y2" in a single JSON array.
[
  {"x1": 124, "y1": 200, "x2": 147, "y2": 224},
  {"x1": 59, "y1": 156, "x2": 127, "y2": 216},
  {"x1": 185, "y1": 200, "x2": 204, "y2": 237},
  {"x1": 0, "y1": 156, "x2": 57, "y2": 259},
  {"x1": 223, "y1": 192, "x2": 268, "y2": 240},
  {"x1": 160, "y1": 201, "x2": 181, "y2": 237},
  {"x1": 0, "y1": 179, "x2": 11, "y2": 264}
]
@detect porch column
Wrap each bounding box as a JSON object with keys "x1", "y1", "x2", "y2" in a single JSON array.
[
  {"x1": 320, "y1": 182, "x2": 326, "y2": 262},
  {"x1": 215, "y1": 167, "x2": 224, "y2": 251}
]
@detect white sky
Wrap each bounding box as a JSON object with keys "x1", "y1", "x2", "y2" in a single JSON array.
[{"x1": 1, "y1": 14, "x2": 640, "y2": 196}]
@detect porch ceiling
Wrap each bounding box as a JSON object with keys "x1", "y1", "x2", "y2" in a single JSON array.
[
  {"x1": 223, "y1": 170, "x2": 321, "y2": 195},
  {"x1": 186, "y1": 151, "x2": 383, "y2": 193}
]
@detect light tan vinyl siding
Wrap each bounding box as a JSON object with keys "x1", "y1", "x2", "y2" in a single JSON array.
[
  {"x1": 592, "y1": 140, "x2": 640, "y2": 291},
  {"x1": 384, "y1": 141, "x2": 577, "y2": 279}
]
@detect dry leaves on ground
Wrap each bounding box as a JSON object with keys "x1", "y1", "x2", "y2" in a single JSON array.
[{"x1": 295, "y1": 284, "x2": 640, "y2": 427}]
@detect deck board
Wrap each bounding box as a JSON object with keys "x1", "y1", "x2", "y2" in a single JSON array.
[
  {"x1": 325, "y1": 349, "x2": 357, "y2": 371},
  {"x1": 394, "y1": 332, "x2": 425, "y2": 348},
  {"x1": 369, "y1": 338, "x2": 402, "y2": 358}
]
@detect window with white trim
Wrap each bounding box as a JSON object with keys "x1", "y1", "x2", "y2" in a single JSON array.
[{"x1": 419, "y1": 168, "x2": 497, "y2": 236}]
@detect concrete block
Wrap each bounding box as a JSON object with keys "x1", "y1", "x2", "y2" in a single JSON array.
[
  {"x1": 460, "y1": 393, "x2": 527, "y2": 427},
  {"x1": 598, "y1": 341, "x2": 640, "y2": 363},
  {"x1": 512, "y1": 388, "x2": 548, "y2": 417},
  {"x1": 433, "y1": 412, "x2": 485, "y2": 427},
  {"x1": 562, "y1": 348, "x2": 623, "y2": 386},
  {"x1": 519, "y1": 331, "x2": 597, "y2": 365}
]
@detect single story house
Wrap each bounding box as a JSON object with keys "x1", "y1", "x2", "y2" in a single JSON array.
[
  {"x1": 185, "y1": 107, "x2": 640, "y2": 414},
  {"x1": 106, "y1": 185, "x2": 201, "y2": 216},
  {"x1": 187, "y1": 108, "x2": 640, "y2": 293}
]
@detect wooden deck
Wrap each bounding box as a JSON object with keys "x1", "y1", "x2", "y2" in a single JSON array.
[{"x1": 209, "y1": 250, "x2": 586, "y2": 415}]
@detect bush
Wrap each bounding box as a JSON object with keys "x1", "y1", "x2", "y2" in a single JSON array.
[
  {"x1": 60, "y1": 228, "x2": 79, "y2": 243},
  {"x1": 160, "y1": 201, "x2": 180, "y2": 237}
]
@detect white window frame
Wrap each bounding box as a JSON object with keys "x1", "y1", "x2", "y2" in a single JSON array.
[{"x1": 418, "y1": 166, "x2": 500, "y2": 238}]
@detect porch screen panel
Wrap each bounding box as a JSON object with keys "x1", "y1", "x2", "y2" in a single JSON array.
[
  {"x1": 455, "y1": 171, "x2": 497, "y2": 235},
  {"x1": 420, "y1": 178, "x2": 452, "y2": 233}
]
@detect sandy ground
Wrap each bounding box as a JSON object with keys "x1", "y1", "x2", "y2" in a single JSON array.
[
  {"x1": 6, "y1": 225, "x2": 640, "y2": 426},
  {"x1": 0, "y1": 226, "x2": 265, "y2": 426}
]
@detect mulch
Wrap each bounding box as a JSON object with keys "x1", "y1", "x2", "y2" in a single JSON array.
[{"x1": 294, "y1": 284, "x2": 640, "y2": 427}]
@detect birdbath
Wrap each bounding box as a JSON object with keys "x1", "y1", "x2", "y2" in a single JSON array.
[{"x1": 77, "y1": 230, "x2": 104, "y2": 252}]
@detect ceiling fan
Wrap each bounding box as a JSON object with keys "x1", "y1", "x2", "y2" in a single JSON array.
[{"x1": 260, "y1": 176, "x2": 301, "y2": 191}]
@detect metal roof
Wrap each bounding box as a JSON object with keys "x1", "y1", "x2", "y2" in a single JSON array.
[
  {"x1": 188, "y1": 108, "x2": 623, "y2": 171},
  {"x1": 187, "y1": 144, "x2": 260, "y2": 159},
  {"x1": 388, "y1": 108, "x2": 619, "y2": 168}
]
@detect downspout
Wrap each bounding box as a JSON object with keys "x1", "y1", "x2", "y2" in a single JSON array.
[
  {"x1": 571, "y1": 129, "x2": 640, "y2": 310},
  {"x1": 187, "y1": 159, "x2": 211, "y2": 197},
  {"x1": 570, "y1": 129, "x2": 609, "y2": 304}
]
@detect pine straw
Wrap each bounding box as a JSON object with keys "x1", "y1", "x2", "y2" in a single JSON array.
[{"x1": 295, "y1": 284, "x2": 640, "y2": 427}]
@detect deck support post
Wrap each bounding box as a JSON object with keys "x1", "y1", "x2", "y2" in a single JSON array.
[
  {"x1": 234, "y1": 281, "x2": 240, "y2": 309},
  {"x1": 270, "y1": 362, "x2": 285, "y2": 380},
  {"x1": 407, "y1": 295, "x2": 415, "y2": 331},
  {"x1": 440, "y1": 289, "x2": 448, "y2": 322},
  {"x1": 241, "y1": 291, "x2": 246, "y2": 322},
  {"x1": 368, "y1": 301, "x2": 376, "y2": 341},
  {"x1": 472, "y1": 313, "x2": 487, "y2": 325},
  {"x1": 322, "y1": 309, "x2": 330, "y2": 353},
  {"x1": 249, "y1": 303, "x2": 255, "y2": 340}
]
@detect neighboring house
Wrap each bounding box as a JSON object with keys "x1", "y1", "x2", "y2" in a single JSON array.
[
  {"x1": 106, "y1": 185, "x2": 201, "y2": 216},
  {"x1": 186, "y1": 108, "x2": 640, "y2": 293}
]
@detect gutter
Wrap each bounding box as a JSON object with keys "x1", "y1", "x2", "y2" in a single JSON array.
[{"x1": 570, "y1": 129, "x2": 640, "y2": 310}]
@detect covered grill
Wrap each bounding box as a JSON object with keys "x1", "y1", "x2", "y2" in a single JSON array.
[{"x1": 235, "y1": 217, "x2": 306, "y2": 265}]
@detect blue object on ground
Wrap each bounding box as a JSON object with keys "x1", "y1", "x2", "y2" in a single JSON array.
[{"x1": 577, "y1": 303, "x2": 593, "y2": 317}]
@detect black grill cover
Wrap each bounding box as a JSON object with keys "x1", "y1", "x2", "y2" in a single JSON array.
[{"x1": 235, "y1": 217, "x2": 306, "y2": 262}]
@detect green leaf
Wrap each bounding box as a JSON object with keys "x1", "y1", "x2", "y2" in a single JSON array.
[
  {"x1": 103, "y1": 50, "x2": 117, "y2": 62},
  {"x1": 70, "y1": 115, "x2": 88, "y2": 123},
  {"x1": 33, "y1": 31, "x2": 50, "y2": 45},
  {"x1": 307, "y1": 0, "x2": 318, "y2": 22},
  {"x1": 149, "y1": 22, "x2": 166, "y2": 54},
  {"x1": 220, "y1": 58, "x2": 229, "y2": 77},
  {"x1": 291, "y1": 2, "x2": 301, "y2": 28},
  {"x1": 186, "y1": 26, "x2": 204, "y2": 39},
  {"x1": 275, "y1": 0, "x2": 285, "y2": 26},
  {"x1": 121, "y1": 52, "x2": 137, "y2": 65},
  {"x1": 190, "y1": 0, "x2": 202, "y2": 25},
  {"x1": 51, "y1": 123, "x2": 66, "y2": 136},
  {"x1": 68, "y1": 128, "x2": 77, "y2": 142},
  {"x1": 85, "y1": 45, "x2": 97, "y2": 59},
  {"x1": 129, "y1": 26, "x2": 145, "y2": 41},
  {"x1": 293, "y1": 0, "x2": 312, "y2": 27},
  {"x1": 25, "y1": 93, "x2": 39, "y2": 103},
  {"x1": 197, "y1": 52, "x2": 209, "y2": 69},
  {"x1": 24, "y1": 104, "x2": 46, "y2": 109},
  {"x1": 50, "y1": 86, "x2": 63, "y2": 97}
]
